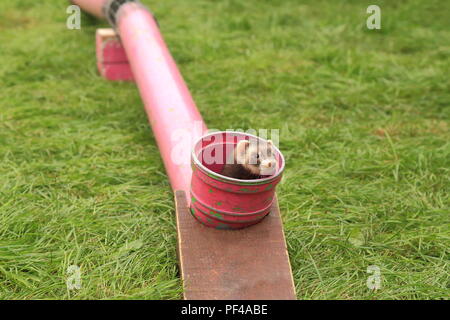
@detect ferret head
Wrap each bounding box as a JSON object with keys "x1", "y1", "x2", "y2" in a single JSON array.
[{"x1": 235, "y1": 139, "x2": 278, "y2": 176}]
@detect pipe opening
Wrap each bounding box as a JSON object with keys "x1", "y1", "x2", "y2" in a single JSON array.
[
  {"x1": 190, "y1": 132, "x2": 285, "y2": 230},
  {"x1": 103, "y1": 0, "x2": 158, "y2": 30}
]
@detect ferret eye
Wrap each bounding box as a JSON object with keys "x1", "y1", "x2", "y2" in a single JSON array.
[{"x1": 256, "y1": 154, "x2": 260, "y2": 159}]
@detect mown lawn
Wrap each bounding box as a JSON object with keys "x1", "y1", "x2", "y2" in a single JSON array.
[{"x1": 0, "y1": 0, "x2": 448, "y2": 299}]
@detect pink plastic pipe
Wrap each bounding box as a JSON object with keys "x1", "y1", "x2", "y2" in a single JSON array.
[
  {"x1": 72, "y1": 0, "x2": 207, "y2": 194},
  {"x1": 117, "y1": 3, "x2": 207, "y2": 193}
]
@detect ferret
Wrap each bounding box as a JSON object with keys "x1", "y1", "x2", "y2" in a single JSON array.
[{"x1": 220, "y1": 139, "x2": 278, "y2": 180}]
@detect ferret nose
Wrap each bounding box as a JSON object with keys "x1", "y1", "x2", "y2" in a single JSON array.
[{"x1": 267, "y1": 162, "x2": 272, "y2": 168}]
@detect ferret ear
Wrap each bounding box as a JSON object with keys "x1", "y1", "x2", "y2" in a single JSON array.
[
  {"x1": 264, "y1": 140, "x2": 274, "y2": 155},
  {"x1": 236, "y1": 140, "x2": 250, "y2": 155}
]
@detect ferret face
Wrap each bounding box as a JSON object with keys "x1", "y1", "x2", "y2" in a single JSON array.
[{"x1": 235, "y1": 139, "x2": 277, "y2": 176}]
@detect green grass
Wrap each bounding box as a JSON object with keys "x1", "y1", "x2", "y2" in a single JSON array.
[{"x1": 0, "y1": 0, "x2": 448, "y2": 299}]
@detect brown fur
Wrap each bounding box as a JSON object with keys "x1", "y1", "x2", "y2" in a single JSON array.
[
  {"x1": 220, "y1": 139, "x2": 277, "y2": 180},
  {"x1": 221, "y1": 162, "x2": 262, "y2": 180}
]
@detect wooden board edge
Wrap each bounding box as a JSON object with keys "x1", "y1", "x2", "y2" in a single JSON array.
[{"x1": 174, "y1": 190, "x2": 297, "y2": 300}]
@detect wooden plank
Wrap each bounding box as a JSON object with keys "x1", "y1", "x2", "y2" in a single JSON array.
[{"x1": 175, "y1": 190, "x2": 296, "y2": 300}]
